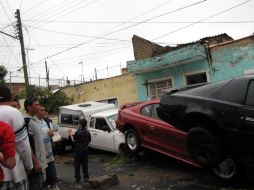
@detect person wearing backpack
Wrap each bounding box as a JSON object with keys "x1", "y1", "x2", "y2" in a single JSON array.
[
  {"x1": 24, "y1": 97, "x2": 47, "y2": 190},
  {"x1": 0, "y1": 86, "x2": 33, "y2": 190}
]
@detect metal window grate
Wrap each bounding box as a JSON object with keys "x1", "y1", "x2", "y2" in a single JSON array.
[{"x1": 148, "y1": 79, "x2": 172, "y2": 99}]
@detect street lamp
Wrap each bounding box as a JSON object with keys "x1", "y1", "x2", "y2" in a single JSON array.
[{"x1": 79, "y1": 62, "x2": 84, "y2": 82}]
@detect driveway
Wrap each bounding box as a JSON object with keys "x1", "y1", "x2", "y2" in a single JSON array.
[{"x1": 55, "y1": 149, "x2": 254, "y2": 190}]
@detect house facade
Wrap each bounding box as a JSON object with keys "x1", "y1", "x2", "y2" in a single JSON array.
[
  {"x1": 60, "y1": 73, "x2": 137, "y2": 106},
  {"x1": 127, "y1": 34, "x2": 254, "y2": 101}
]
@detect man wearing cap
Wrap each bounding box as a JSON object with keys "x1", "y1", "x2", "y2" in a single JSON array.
[{"x1": 0, "y1": 86, "x2": 33, "y2": 190}]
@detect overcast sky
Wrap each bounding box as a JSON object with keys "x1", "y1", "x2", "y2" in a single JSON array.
[{"x1": 1, "y1": 0, "x2": 254, "y2": 86}]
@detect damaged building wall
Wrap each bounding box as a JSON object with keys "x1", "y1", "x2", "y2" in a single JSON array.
[
  {"x1": 132, "y1": 35, "x2": 171, "y2": 60},
  {"x1": 60, "y1": 73, "x2": 137, "y2": 106},
  {"x1": 210, "y1": 35, "x2": 254, "y2": 81}
]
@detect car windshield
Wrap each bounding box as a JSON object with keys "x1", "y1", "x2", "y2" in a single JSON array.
[{"x1": 106, "y1": 114, "x2": 118, "y2": 129}]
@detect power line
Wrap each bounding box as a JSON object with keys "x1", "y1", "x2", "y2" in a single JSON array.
[
  {"x1": 31, "y1": 0, "x2": 100, "y2": 29},
  {"x1": 0, "y1": 1, "x2": 16, "y2": 29},
  {"x1": 153, "y1": 0, "x2": 252, "y2": 40},
  {"x1": 22, "y1": 0, "x2": 50, "y2": 14},
  {"x1": 44, "y1": 0, "x2": 208, "y2": 59},
  {"x1": 98, "y1": 0, "x2": 173, "y2": 37},
  {"x1": 24, "y1": 27, "x2": 67, "y2": 77},
  {"x1": 22, "y1": 20, "x2": 254, "y2": 24},
  {"x1": 26, "y1": 25, "x2": 130, "y2": 42},
  {"x1": 24, "y1": 0, "x2": 76, "y2": 21}
]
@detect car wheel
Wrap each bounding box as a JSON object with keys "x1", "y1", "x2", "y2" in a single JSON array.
[
  {"x1": 212, "y1": 157, "x2": 240, "y2": 181},
  {"x1": 187, "y1": 126, "x2": 222, "y2": 167},
  {"x1": 125, "y1": 129, "x2": 141, "y2": 153}
]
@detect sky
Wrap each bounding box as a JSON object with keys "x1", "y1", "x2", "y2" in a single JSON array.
[{"x1": 1, "y1": 0, "x2": 254, "y2": 86}]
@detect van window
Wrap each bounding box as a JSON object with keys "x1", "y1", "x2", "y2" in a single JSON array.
[{"x1": 61, "y1": 114, "x2": 73, "y2": 124}]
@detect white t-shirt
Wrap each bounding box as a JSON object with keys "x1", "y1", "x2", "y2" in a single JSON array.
[
  {"x1": 0, "y1": 105, "x2": 33, "y2": 183},
  {"x1": 38, "y1": 119, "x2": 54, "y2": 163}
]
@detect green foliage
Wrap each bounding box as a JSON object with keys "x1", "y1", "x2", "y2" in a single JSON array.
[
  {"x1": 0, "y1": 66, "x2": 7, "y2": 86},
  {"x1": 20, "y1": 86, "x2": 72, "y2": 113},
  {"x1": 45, "y1": 91, "x2": 72, "y2": 113}
]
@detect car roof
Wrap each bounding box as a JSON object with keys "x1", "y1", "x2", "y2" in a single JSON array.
[{"x1": 91, "y1": 109, "x2": 119, "y2": 117}]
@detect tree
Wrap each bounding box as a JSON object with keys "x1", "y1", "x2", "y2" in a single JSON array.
[
  {"x1": 19, "y1": 86, "x2": 72, "y2": 113},
  {"x1": 0, "y1": 66, "x2": 7, "y2": 86}
]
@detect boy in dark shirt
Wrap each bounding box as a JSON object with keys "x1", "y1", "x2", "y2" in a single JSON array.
[{"x1": 70, "y1": 118, "x2": 91, "y2": 183}]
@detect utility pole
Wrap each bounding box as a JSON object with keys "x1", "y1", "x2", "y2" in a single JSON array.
[
  {"x1": 78, "y1": 62, "x2": 84, "y2": 82},
  {"x1": 15, "y1": 9, "x2": 29, "y2": 96},
  {"x1": 94, "y1": 68, "x2": 97, "y2": 80},
  {"x1": 9, "y1": 71, "x2": 12, "y2": 91},
  {"x1": 45, "y1": 61, "x2": 49, "y2": 88}
]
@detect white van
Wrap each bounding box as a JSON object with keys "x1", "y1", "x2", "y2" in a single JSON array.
[
  {"x1": 57, "y1": 101, "x2": 117, "y2": 144},
  {"x1": 59, "y1": 109, "x2": 125, "y2": 153}
]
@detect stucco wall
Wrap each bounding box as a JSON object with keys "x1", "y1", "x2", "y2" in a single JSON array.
[
  {"x1": 210, "y1": 36, "x2": 254, "y2": 81},
  {"x1": 60, "y1": 73, "x2": 137, "y2": 106},
  {"x1": 135, "y1": 59, "x2": 209, "y2": 101}
]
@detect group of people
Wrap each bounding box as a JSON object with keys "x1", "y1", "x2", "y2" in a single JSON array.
[
  {"x1": 0, "y1": 86, "x2": 92, "y2": 190},
  {"x1": 0, "y1": 86, "x2": 58, "y2": 190}
]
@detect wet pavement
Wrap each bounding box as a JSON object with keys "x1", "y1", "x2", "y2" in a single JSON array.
[{"x1": 54, "y1": 149, "x2": 254, "y2": 190}]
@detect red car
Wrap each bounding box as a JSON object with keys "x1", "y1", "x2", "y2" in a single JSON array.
[{"x1": 116, "y1": 99, "x2": 238, "y2": 181}]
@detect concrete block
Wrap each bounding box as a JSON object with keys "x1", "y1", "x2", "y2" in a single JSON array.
[{"x1": 88, "y1": 173, "x2": 119, "y2": 188}]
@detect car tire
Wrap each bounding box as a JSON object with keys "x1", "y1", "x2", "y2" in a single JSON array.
[
  {"x1": 187, "y1": 126, "x2": 223, "y2": 167},
  {"x1": 125, "y1": 129, "x2": 141, "y2": 153},
  {"x1": 212, "y1": 157, "x2": 242, "y2": 181}
]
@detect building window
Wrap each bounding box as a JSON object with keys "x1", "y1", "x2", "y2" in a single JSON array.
[
  {"x1": 148, "y1": 78, "x2": 173, "y2": 99},
  {"x1": 185, "y1": 72, "x2": 207, "y2": 85}
]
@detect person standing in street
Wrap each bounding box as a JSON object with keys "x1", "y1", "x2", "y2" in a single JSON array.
[
  {"x1": 36, "y1": 105, "x2": 59, "y2": 190},
  {"x1": 69, "y1": 118, "x2": 91, "y2": 183},
  {"x1": 24, "y1": 97, "x2": 48, "y2": 190},
  {"x1": 0, "y1": 86, "x2": 33, "y2": 190}
]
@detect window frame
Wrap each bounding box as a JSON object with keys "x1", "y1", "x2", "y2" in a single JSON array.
[{"x1": 147, "y1": 77, "x2": 173, "y2": 100}]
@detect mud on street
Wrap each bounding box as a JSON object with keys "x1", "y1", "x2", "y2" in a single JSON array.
[{"x1": 54, "y1": 149, "x2": 254, "y2": 190}]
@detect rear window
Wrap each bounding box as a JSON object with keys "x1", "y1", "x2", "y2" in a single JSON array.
[
  {"x1": 61, "y1": 114, "x2": 73, "y2": 124},
  {"x1": 60, "y1": 114, "x2": 79, "y2": 125}
]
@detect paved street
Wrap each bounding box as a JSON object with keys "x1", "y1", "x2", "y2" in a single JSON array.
[{"x1": 54, "y1": 149, "x2": 254, "y2": 190}]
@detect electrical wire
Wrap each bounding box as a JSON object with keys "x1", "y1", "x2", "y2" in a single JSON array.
[
  {"x1": 22, "y1": 0, "x2": 50, "y2": 14},
  {"x1": 26, "y1": 25, "x2": 130, "y2": 42},
  {"x1": 22, "y1": 20, "x2": 254, "y2": 24},
  {"x1": 44, "y1": 0, "x2": 208, "y2": 60},
  {"x1": 153, "y1": 0, "x2": 252, "y2": 40},
  {"x1": 0, "y1": 1, "x2": 16, "y2": 29},
  {"x1": 32, "y1": 0, "x2": 100, "y2": 29},
  {"x1": 24, "y1": 0, "x2": 76, "y2": 21},
  {"x1": 98, "y1": 0, "x2": 173, "y2": 37},
  {"x1": 24, "y1": 26, "x2": 67, "y2": 77}
]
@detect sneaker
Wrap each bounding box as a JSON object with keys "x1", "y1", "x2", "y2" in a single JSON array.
[{"x1": 75, "y1": 179, "x2": 80, "y2": 183}]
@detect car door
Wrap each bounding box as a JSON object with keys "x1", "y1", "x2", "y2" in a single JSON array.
[
  {"x1": 241, "y1": 80, "x2": 254, "y2": 135},
  {"x1": 144, "y1": 104, "x2": 189, "y2": 158},
  {"x1": 88, "y1": 116, "x2": 115, "y2": 152}
]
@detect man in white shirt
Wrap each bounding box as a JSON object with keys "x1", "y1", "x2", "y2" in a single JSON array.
[
  {"x1": 24, "y1": 97, "x2": 47, "y2": 190},
  {"x1": 0, "y1": 86, "x2": 33, "y2": 190}
]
